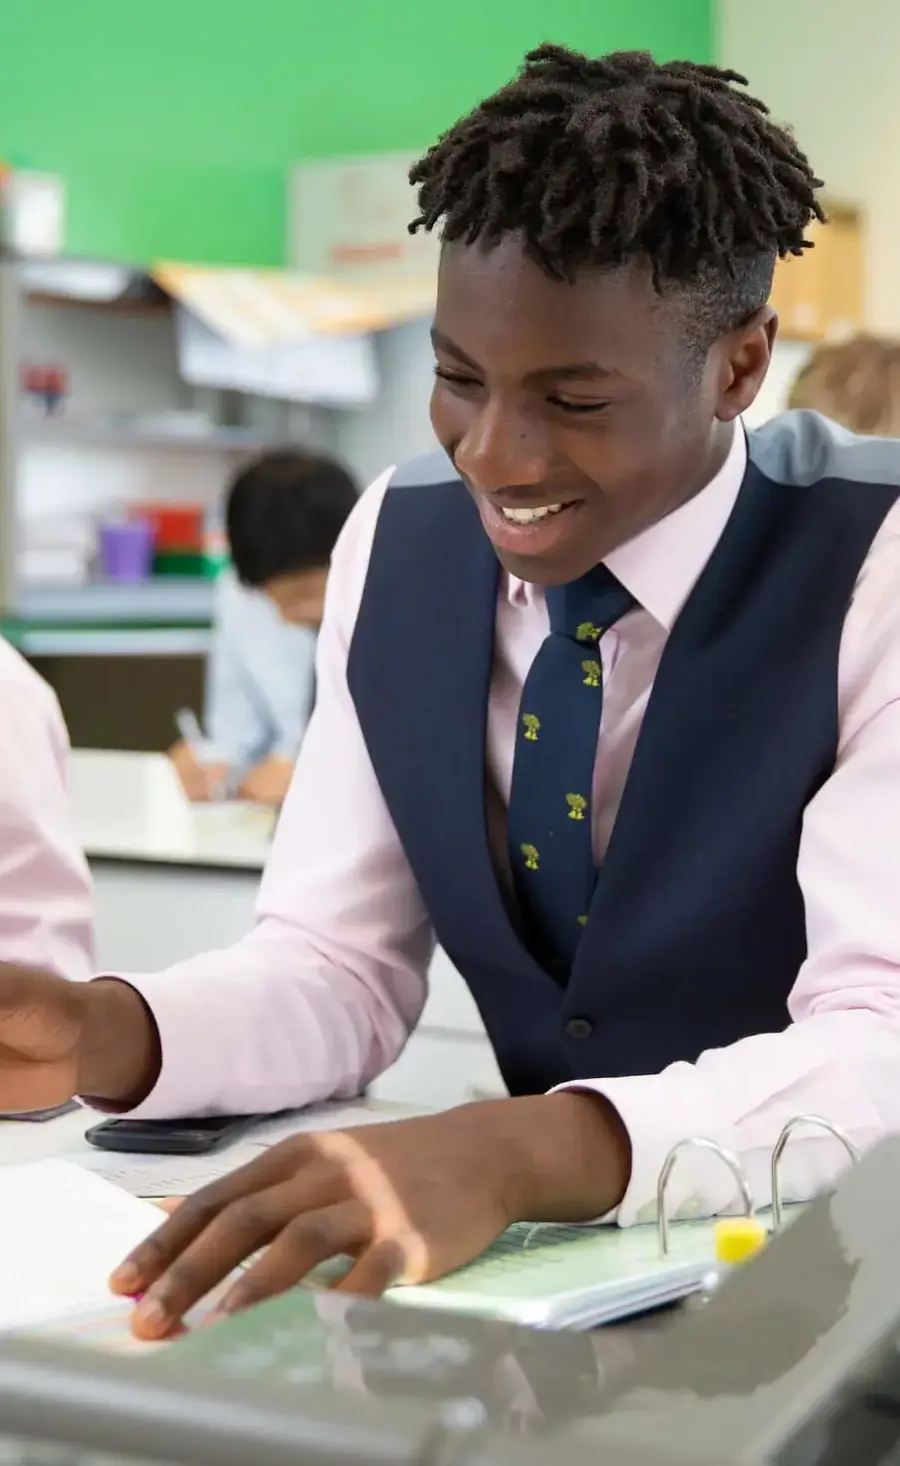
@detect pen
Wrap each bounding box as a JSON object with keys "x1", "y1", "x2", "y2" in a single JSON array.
[
  {"x1": 174, "y1": 708, "x2": 228, "y2": 800},
  {"x1": 175, "y1": 708, "x2": 204, "y2": 749}
]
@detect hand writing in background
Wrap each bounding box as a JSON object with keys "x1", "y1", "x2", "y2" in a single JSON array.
[
  {"x1": 238, "y1": 755, "x2": 295, "y2": 807},
  {"x1": 168, "y1": 743, "x2": 230, "y2": 803}
]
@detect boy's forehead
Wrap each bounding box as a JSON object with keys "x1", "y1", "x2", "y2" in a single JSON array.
[{"x1": 434, "y1": 239, "x2": 673, "y2": 379}]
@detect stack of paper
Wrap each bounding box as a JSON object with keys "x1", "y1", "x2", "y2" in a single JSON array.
[
  {"x1": 0, "y1": 1160, "x2": 161, "y2": 1334},
  {"x1": 0, "y1": 1159, "x2": 240, "y2": 1352}
]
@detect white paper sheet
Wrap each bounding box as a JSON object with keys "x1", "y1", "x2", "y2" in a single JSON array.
[
  {"x1": 69, "y1": 1141, "x2": 268, "y2": 1197},
  {"x1": 0, "y1": 1161, "x2": 161, "y2": 1330}
]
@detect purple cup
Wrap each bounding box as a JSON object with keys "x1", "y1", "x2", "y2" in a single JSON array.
[{"x1": 98, "y1": 519, "x2": 155, "y2": 582}]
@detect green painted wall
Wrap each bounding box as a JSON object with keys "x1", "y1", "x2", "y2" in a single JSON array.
[{"x1": 0, "y1": 0, "x2": 712, "y2": 266}]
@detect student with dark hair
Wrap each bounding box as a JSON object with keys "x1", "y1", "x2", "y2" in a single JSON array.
[
  {"x1": 4, "y1": 46, "x2": 900, "y2": 1335},
  {"x1": 170, "y1": 451, "x2": 358, "y2": 806}
]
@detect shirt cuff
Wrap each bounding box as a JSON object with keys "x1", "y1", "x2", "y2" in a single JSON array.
[
  {"x1": 95, "y1": 970, "x2": 231, "y2": 1120},
  {"x1": 551, "y1": 1070, "x2": 742, "y2": 1226}
]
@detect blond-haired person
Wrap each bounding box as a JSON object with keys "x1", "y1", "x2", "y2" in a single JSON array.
[{"x1": 789, "y1": 336, "x2": 900, "y2": 436}]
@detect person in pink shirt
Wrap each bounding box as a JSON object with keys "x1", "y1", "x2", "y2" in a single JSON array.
[
  {"x1": 1, "y1": 47, "x2": 899, "y2": 1338},
  {"x1": 0, "y1": 638, "x2": 92, "y2": 986}
]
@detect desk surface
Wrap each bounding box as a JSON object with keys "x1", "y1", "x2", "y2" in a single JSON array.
[
  {"x1": 0, "y1": 1107, "x2": 90, "y2": 1167},
  {"x1": 69, "y1": 749, "x2": 274, "y2": 871},
  {"x1": 0, "y1": 1098, "x2": 415, "y2": 1181}
]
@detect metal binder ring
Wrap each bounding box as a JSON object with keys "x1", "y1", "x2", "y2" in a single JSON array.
[
  {"x1": 770, "y1": 1114, "x2": 859, "y2": 1232},
  {"x1": 657, "y1": 1137, "x2": 754, "y2": 1256}
]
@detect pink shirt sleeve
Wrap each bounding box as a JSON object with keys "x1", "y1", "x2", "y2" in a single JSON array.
[
  {"x1": 122, "y1": 472, "x2": 433, "y2": 1120},
  {"x1": 558, "y1": 503, "x2": 900, "y2": 1224},
  {"x1": 0, "y1": 643, "x2": 93, "y2": 981}
]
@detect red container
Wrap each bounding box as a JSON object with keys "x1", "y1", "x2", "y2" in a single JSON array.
[{"x1": 129, "y1": 502, "x2": 204, "y2": 552}]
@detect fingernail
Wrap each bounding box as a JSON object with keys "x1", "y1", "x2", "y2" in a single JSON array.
[
  {"x1": 109, "y1": 1263, "x2": 141, "y2": 1293},
  {"x1": 134, "y1": 1296, "x2": 170, "y2": 1336}
]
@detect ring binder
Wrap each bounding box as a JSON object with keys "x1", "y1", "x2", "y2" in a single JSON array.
[
  {"x1": 656, "y1": 1138, "x2": 755, "y2": 1256},
  {"x1": 770, "y1": 1113, "x2": 859, "y2": 1231}
]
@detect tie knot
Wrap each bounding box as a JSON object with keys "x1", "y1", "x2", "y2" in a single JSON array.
[{"x1": 545, "y1": 564, "x2": 636, "y2": 642}]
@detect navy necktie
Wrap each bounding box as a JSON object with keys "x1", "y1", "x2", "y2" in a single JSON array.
[{"x1": 507, "y1": 565, "x2": 637, "y2": 975}]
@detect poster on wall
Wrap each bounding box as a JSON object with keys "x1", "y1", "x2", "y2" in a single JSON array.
[{"x1": 287, "y1": 152, "x2": 438, "y2": 286}]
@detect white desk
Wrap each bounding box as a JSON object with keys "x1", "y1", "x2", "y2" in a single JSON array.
[
  {"x1": 69, "y1": 750, "x2": 504, "y2": 1111},
  {"x1": 0, "y1": 1108, "x2": 90, "y2": 1168}
]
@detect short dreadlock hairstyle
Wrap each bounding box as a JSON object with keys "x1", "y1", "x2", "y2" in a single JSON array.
[{"x1": 409, "y1": 45, "x2": 825, "y2": 350}]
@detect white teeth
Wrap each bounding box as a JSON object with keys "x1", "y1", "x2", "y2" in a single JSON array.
[{"x1": 500, "y1": 503, "x2": 564, "y2": 525}]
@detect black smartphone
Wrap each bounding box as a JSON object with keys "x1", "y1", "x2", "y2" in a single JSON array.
[{"x1": 84, "y1": 1113, "x2": 262, "y2": 1156}]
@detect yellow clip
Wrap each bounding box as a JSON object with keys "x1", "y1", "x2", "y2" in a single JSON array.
[{"x1": 714, "y1": 1217, "x2": 768, "y2": 1266}]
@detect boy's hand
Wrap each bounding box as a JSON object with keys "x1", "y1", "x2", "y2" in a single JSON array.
[{"x1": 112, "y1": 1093, "x2": 632, "y2": 1339}]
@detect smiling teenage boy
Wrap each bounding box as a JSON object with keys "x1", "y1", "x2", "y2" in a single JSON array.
[{"x1": 2, "y1": 47, "x2": 900, "y2": 1336}]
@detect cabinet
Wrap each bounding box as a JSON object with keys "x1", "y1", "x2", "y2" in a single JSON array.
[
  {"x1": 769, "y1": 204, "x2": 863, "y2": 342},
  {"x1": 0, "y1": 256, "x2": 339, "y2": 660}
]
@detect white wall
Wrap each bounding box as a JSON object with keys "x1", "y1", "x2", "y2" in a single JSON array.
[
  {"x1": 720, "y1": 0, "x2": 900, "y2": 335},
  {"x1": 742, "y1": 339, "x2": 812, "y2": 429},
  {"x1": 331, "y1": 318, "x2": 437, "y2": 486}
]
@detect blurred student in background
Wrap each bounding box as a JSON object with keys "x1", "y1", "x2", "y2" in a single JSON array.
[
  {"x1": 789, "y1": 335, "x2": 900, "y2": 435},
  {"x1": 170, "y1": 451, "x2": 358, "y2": 807}
]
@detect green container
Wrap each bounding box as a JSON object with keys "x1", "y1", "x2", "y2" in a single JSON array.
[{"x1": 153, "y1": 550, "x2": 224, "y2": 578}]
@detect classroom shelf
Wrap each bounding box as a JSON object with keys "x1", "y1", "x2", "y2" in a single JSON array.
[
  {"x1": 16, "y1": 579, "x2": 215, "y2": 625},
  {"x1": 7, "y1": 626, "x2": 212, "y2": 657},
  {"x1": 21, "y1": 420, "x2": 292, "y2": 453},
  {"x1": 0, "y1": 255, "x2": 325, "y2": 650},
  {"x1": 25, "y1": 292, "x2": 170, "y2": 317}
]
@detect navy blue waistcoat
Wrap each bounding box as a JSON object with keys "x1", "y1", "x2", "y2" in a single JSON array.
[{"x1": 346, "y1": 412, "x2": 900, "y2": 1095}]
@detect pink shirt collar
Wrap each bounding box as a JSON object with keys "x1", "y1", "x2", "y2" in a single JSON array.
[{"x1": 506, "y1": 424, "x2": 748, "y2": 632}]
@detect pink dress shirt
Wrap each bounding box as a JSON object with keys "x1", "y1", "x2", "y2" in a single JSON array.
[
  {"x1": 121, "y1": 425, "x2": 900, "y2": 1224},
  {"x1": 0, "y1": 641, "x2": 93, "y2": 981}
]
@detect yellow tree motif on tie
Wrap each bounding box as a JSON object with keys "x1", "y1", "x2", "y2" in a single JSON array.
[
  {"x1": 566, "y1": 793, "x2": 587, "y2": 821},
  {"x1": 581, "y1": 659, "x2": 601, "y2": 687},
  {"x1": 520, "y1": 843, "x2": 540, "y2": 871},
  {"x1": 522, "y1": 713, "x2": 541, "y2": 742},
  {"x1": 576, "y1": 621, "x2": 601, "y2": 644}
]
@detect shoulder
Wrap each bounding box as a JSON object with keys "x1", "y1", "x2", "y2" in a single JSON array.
[
  {"x1": 332, "y1": 451, "x2": 460, "y2": 568},
  {"x1": 386, "y1": 449, "x2": 459, "y2": 491},
  {"x1": 0, "y1": 638, "x2": 67, "y2": 759},
  {"x1": 213, "y1": 566, "x2": 254, "y2": 623},
  {"x1": 320, "y1": 455, "x2": 457, "y2": 651},
  {"x1": 213, "y1": 568, "x2": 283, "y2": 647},
  {"x1": 0, "y1": 637, "x2": 62, "y2": 721},
  {"x1": 748, "y1": 409, "x2": 900, "y2": 488}
]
